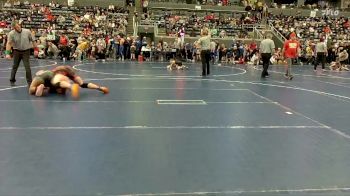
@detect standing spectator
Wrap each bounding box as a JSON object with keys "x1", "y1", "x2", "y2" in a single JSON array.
[
  {"x1": 178, "y1": 26, "x2": 185, "y2": 49},
  {"x1": 142, "y1": 0, "x2": 148, "y2": 13},
  {"x1": 0, "y1": 34, "x2": 6, "y2": 58},
  {"x1": 282, "y1": 33, "x2": 300, "y2": 79},
  {"x1": 6, "y1": 21, "x2": 35, "y2": 86},
  {"x1": 259, "y1": 33, "x2": 275, "y2": 78},
  {"x1": 130, "y1": 42, "x2": 136, "y2": 60},
  {"x1": 58, "y1": 32, "x2": 70, "y2": 60},
  {"x1": 119, "y1": 36, "x2": 125, "y2": 61},
  {"x1": 196, "y1": 28, "x2": 211, "y2": 76},
  {"x1": 96, "y1": 34, "x2": 106, "y2": 61}
]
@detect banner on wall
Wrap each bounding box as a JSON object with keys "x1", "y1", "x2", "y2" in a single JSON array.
[
  {"x1": 47, "y1": 34, "x2": 56, "y2": 41},
  {"x1": 341, "y1": 0, "x2": 350, "y2": 9},
  {"x1": 310, "y1": 11, "x2": 316, "y2": 17},
  {"x1": 68, "y1": 0, "x2": 74, "y2": 6}
]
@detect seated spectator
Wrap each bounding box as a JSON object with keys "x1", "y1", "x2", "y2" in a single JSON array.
[
  {"x1": 47, "y1": 41, "x2": 60, "y2": 59},
  {"x1": 4, "y1": 1, "x2": 12, "y2": 7},
  {"x1": 331, "y1": 47, "x2": 349, "y2": 71},
  {"x1": 219, "y1": 30, "x2": 227, "y2": 38}
]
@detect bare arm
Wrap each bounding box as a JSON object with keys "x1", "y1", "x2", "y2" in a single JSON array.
[
  {"x1": 6, "y1": 38, "x2": 12, "y2": 51},
  {"x1": 5, "y1": 36, "x2": 13, "y2": 59}
]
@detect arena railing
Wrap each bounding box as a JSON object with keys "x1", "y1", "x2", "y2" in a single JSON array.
[
  {"x1": 154, "y1": 24, "x2": 158, "y2": 36},
  {"x1": 253, "y1": 27, "x2": 264, "y2": 39},
  {"x1": 149, "y1": 6, "x2": 247, "y2": 14},
  {"x1": 268, "y1": 21, "x2": 286, "y2": 42},
  {"x1": 133, "y1": 16, "x2": 136, "y2": 37}
]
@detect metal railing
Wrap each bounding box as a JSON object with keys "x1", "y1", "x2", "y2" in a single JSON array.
[
  {"x1": 253, "y1": 27, "x2": 264, "y2": 39},
  {"x1": 268, "y1": 21, "x2": 286, "y2": 42},
  {"x1": 133, "y1": 16, "x2": 138, "y2": 37},
  {"x1": 154, "y1": 24, "x2": 158, "y2": 36}
]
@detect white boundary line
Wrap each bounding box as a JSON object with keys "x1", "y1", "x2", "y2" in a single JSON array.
[
  {"x1": 73, "y1": 77, "x2": 350, "y2": 103},
  {"x1": 0, "y1": 63, "x2": 349, "y2": 139},
  {"x1": 306, "y1": 77, "x2": 350, "y2": 89},
  {"x1": 229, "y1": 80, "x2": 350, "y2": 101},
  {"x1": 0, "y1": 77, "x2": 24, "y2": 79},
  {"x1": 0, "y1": 85, "x2": 27, "y2": 92},
  {"x1": 0, "y1": 126, "x2": 327, "y2": 130},
  {"x1": 252, "y1": 65, "x2": 350, "y2": 80},
  {"x1": 157, "y1": 100, "x2": 207, "y2": 105},
  {"x1": 246, "y1": 89, "x2": 350, "y2": 139},
  {"x1": 0, "y1": 100, "x2": 276, "y2": 104},
  {"x1": 72, "y1": 62, "x2": 247, "y2": 78},
  {"x1": 0, "y1": 60, "x2": 57, "y2": 71},
  {"x1": 117, "y1": 187, "x2": 350, "y2": 196}
]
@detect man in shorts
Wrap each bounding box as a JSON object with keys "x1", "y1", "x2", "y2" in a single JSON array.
[{"x1": 282, "y1": 32, "x2": 300, "y2": 79}]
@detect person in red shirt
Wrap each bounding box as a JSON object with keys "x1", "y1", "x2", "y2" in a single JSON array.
[
  {"x1": 0, "y1": 21, "x2": 7, "y2": 28},
  {"x1": 205, "y1": 13, "x2": 215, "y2": 21},
  {"x1": 323, "y1": 25, "x2": 331, "y2": 34},
  {"x1": 249, "y1": 40, "x2": 257, "y2": 59},
  {"x1": 282, "y1": 32, "x2": 300, "y2": 79}
]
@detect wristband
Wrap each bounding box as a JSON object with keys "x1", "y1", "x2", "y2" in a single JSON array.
[{"x1": 5, "y1": 50, "x2": 11, "y2": 55}]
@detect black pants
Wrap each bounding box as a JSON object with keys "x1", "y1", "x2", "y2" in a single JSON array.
[
  {"x1": 96, "y1": 50, "x2": 106, "y2": 60},
  {"x1": 315, "y1": 52, "x2": 326, "y2": 70},
  {"x1": 10, "y1": 49, "x2": 32, "y2": 84},
  {"x1": 261, "y1": 53, "x2": 271, "y2": 77},
  {"x1": 200, "y1": 50, "x2": 210, "y2": 76},
  {"x1": 59, "y1": 46, "x2": 71, "y2": 60},
  {"x1": 327, "y1": 49, "x2": 335, "y2": 63}
]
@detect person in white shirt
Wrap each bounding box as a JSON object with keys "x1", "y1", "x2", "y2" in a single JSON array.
[
  {"x1": 47, "y1": 41, "x2": 60, "y2": 59},
  {"x1": 96, "y1": 35, "x2": 106, "y2": 61}
]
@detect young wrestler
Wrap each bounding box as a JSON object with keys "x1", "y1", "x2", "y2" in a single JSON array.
[
  {"x1": 51, "y1": 65, "x2": 109, "y2": 98},
  {"x1": 29, "y1": 70, "x2": 55, "y2": 97},
  {"x1": 167, "y1": 59, "x2": 188, "y2": 70}
]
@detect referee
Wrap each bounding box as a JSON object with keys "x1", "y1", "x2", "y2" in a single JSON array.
[
  {"x1": 6, "y1": 21, "x2": 35, "y2": 86},
  {"x1": 259, "y1": 33, "x2": 275, "y2": 78},
  {"x1": 314, "y1": 37, "x2": 327, "y2": 71},
  {"x1": 196, "y1": 28, "x2": 211, "y2": 76}
]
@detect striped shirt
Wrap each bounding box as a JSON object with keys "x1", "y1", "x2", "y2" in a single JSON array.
[
  {"x1": 259, "y1": 38, "x2": 275, "y2": 54},
  {"x1": 8, "y1": 28, "x2": 34, "y2": 50},
  {"x1": 315, "y1": 42, "x2": 327, "y2": 53}
]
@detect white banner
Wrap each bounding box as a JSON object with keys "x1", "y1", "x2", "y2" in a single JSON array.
[
  {"x1": 47, "y1": 34, "x2": 56, "y2": 41},
  {"x1": 310, "y1": 11, "x2": 316, "y2": 17},
  {"x1": 68, "y1": 0, "x2": 74, "y2": 6}
]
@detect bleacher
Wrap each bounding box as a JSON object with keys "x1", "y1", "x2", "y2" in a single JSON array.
[
  {"x1": 270, "y1": 15, "x2": 350, "y2": 44},
  {"x1": 0, "y1": 4, "x2": 129, "y2": 39},
  {"x1": 142, "y1": 7, "x2": 258, "y2": 38}
]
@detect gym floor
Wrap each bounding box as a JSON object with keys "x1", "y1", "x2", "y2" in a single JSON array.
[{"x1": 0, "y1": 59, "x2": 349, "y2": 196}]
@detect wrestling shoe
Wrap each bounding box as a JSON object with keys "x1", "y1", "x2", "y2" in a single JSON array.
[{"x1": 71, "y1": 83, "x2": 80, "y2": 99}]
